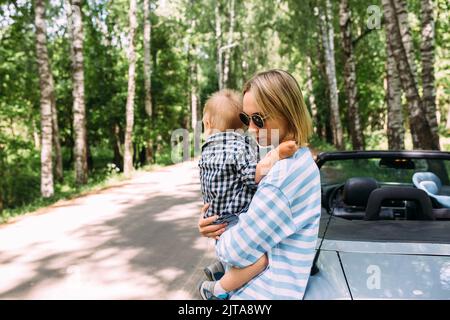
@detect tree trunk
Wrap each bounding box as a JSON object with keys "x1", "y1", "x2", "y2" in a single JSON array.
[
  {"x1": 124, "y1": 0, "x2": 137, "y2": 177},
  {"x1": 132, "y1": 142, "x2": 138, "y2": 166},
  {"x1": 190, "y1": 54, "x2": 199, "y2": 129},
  {"x1": 143, "y1": 0, "x2": 153, "y2": 166},
  {"x1": 315, "y1": 26, "x2": 328, "y2": 141},
  {"x1": 37, "y1": 0, "x2": 62, "y2": 183},
  {"x1": 144, "y1": 0, "x2": 152, "y2": 117},
  {"x1": 51, "y1": 96, "x2": 63, "y2": 181},
  {"x1": 223, "y1": 0, "x2": 235, "y2": 88},
  {"x1": 35, "y1": 0, "x2": 54, "y2": 198},
  {"x1": 69, "y1": 0, "x2": 88, "y2": 185},
  {"x1": 305, "y1": 55, "x2": 318, "y2": 134},
  {"x1": 112, "y1": 122, "x2": 123, "y2": 171},
  {"x1": 188, "y1": 3, "x2": 199, "y2": 133},
  {"x1": 319, "y1": 0, "x2": 344, "y2": 150},
  {"x1": 191, "y1": 58, "x2": 200, "y2": 151},
  {"x1": 241, "y1": 33, "x2": 249, "y2": 85},
  {"x1": 339, "y1": 0, "x2": 364, "y2": 150},
  {"x1": 145, "y1": 140, "x2": 154, "y2": 165},
  {"x1": 382, "y1": 0, "x2": 438, "y2": 150},
  {"x1": 0, "y1": 187, "x2": 3, "y2": 215},
  {"x1": 420, "y1": 0, "x2": 440, "y2": 147},
  {"x1": 0, "y1": 145, "x2": 4, "y2": 214},
  {"x1": 240, "y1": 1, "x2": 253, "y2": 85},
  {"x1": 215, "y1": 0, "x2": 223, "y2": 90},
  {"x1": 386, "y1": 37, "x2": 405, "y2": 150},
  {"x1": 447, "y1": 108, "x2": 450, "y2": 131}
]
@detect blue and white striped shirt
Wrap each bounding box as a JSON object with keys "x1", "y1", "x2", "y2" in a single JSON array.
[{"x1": 215, "y1": 147, "x2": 321, "y2": 300}]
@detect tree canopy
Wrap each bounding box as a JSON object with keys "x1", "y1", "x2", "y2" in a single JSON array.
[{"x1": 0, "y1": 0, "x2": 449, "y2": 214}]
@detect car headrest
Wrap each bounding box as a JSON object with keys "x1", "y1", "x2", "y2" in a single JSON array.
[
  {"x1": 365, "y1": 187, "x2": 434, "y2": 220},
  {"x1": 343, "y1": 177, "x2": 379, "y2": 207}
]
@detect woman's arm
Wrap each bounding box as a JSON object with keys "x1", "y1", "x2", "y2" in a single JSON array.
[{"x1": 215, "y1": 184, "x2": 296, "y2": 268}]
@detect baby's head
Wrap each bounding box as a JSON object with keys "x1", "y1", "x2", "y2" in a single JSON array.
[{"x1": 203, "y1": 89, "x2": 243, "y2": 136}]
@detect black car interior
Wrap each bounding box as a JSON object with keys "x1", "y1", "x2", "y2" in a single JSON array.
[
  {"x1": 326, "y1": 176, "x2": 450, "y2": 221},
  {"x1": 311, "y1": 154, "x2": 450, "y2": 277}
]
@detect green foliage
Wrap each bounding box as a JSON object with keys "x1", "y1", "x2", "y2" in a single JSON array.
[
  {"x1": 0, "y1": 0, "x2": 449, "y2": 217},
  {"x1": 309, "y1": 134, "x2": 336, "y2": 153},
  {"x1": 0, "y1": 0, "x2": 191, "y2": 215}
]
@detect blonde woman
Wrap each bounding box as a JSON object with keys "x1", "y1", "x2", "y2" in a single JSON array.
[{"x1": 198, "y1": 69, "x2": 321, "y2": 300}]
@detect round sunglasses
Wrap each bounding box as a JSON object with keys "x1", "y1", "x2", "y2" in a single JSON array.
[{"x1": 239, "y1": 112, "x2": 269, "y2": 129}]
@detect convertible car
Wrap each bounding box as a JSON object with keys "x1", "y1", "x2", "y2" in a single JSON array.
[{"x1": 304, "y1": 150, "x2": 450, "y2": 299}]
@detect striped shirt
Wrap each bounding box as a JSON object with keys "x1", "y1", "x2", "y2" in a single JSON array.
[
  {"x1": 199, "y1": 131, "x2": 260, "y2": 225},
  {"x1": 215, "y1": 147, "x2": 321, "y2": 300}
]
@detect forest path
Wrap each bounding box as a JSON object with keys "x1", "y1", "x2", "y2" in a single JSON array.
[{"x1": 0, "y1": 160, "x2": 213, "y2": 299}]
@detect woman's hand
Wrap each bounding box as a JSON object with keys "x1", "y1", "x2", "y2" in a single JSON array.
[{"x1": 198, "y1": 204, "x2": 227, "y2": 240}]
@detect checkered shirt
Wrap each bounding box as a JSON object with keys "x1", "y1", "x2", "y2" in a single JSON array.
[{"x1": 199, "y1": 131, "x2": 260, "y2": 224}]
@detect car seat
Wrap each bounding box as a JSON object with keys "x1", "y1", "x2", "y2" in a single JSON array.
[{"x1": 412, "y1": 172, "x2": 450, "y2": 208}]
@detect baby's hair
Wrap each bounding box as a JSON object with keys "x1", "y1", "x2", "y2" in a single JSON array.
[{"x1": 203, "y1": 89, "x2": 243, "y2": 131}]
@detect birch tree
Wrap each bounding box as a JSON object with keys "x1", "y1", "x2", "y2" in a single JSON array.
[
  {"x1": 319, "y1": 0, "x2": 344, "y2": 150},
  {"x1": 35, "y1": 0, "x2": 54, "y2": 197},
  {"x1": 69, "y1": 0, "x2": 88, "y2": 185},
  {"x1": 188, "y1": 6, "x2": 199, "y2": 133},
  {"x1": 420, "y1": 0, "x2": 439, "y2": 145},
  {"x1": 124, "y1": 0, "x2": 137, "y2": 177},
  {"x1": 339, "y1": 0, "x2": 364, "y2": 150},
  {"x1": 223, "y1": 0, "x2": 235, "y2": 88},
  {"x1": 0, "y1": 145, "x2": 4, "y2": 214},
  {"x1": 447, "y1": 109, "x2": 450, "y2": 131},
  {"x1": 51, "y1": 91, "x2": 63, "y2": 182},
  {"x1": 215, "y1": 0, "x2": 223, "y2": 89},
  {"x1": 382, "y1": 0, "x2": 438, "y2": 150},
  {"x1": 386, "y1": 41, "x2": 405, "y2": 150},
  {"x1": 144, "y1": 0, "x2": 153, "y2": 117},
  {"x1": 306, "y1": 55, "x2": 318, "y2": 134}
]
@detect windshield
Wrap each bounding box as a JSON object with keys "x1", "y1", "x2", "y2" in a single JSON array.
[{"x1": 320, "y1": 158, "x2": 450, "y2": 189}]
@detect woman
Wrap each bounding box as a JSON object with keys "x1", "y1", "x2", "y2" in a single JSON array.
[{"x1": 198, "y1": 69, "x2": 321, "y2": 300}]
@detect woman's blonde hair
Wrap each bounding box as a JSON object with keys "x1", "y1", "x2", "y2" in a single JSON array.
[{"x1": 243, "y1": 69, "x2": 313, "y2": 146}]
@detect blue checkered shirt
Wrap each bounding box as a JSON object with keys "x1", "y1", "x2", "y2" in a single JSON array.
[{"x1": 199, "y1": 131, "x2": 260, "y2": 225}]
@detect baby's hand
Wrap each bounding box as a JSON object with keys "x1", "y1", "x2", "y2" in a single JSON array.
[
  {"x1": 274, "y1": 141, "x2": 298, "y2": 160},
  {"x1": 255, "y1": 141, "x2": 298, "y2": 182}
]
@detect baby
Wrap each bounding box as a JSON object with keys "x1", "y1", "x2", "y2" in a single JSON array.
[{"x1": 198, "y1": 89, "x2": 297, "y2": 300}]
